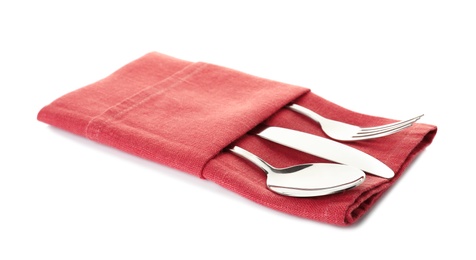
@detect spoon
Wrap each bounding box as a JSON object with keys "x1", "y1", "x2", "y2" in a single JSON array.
[{"x1": 229, "y1": 146, "x2": 365, "y2": 197}]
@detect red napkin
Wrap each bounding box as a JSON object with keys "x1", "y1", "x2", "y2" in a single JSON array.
[{"x1": 38, "y1": 52, "x2": 437, "y2": 226}]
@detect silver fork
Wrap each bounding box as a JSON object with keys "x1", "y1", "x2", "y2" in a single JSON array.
[{"x1": 287, "y1": 104, "x2": 423, "y2": 141}]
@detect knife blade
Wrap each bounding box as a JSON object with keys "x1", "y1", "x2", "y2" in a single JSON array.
[{"x1": 256, "y1": 126, "x2": 394, "y2": 178}]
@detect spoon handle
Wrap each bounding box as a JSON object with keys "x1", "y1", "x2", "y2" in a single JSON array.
[{"x1": 228, "y1": 146, "x2": 273, "y2": 174}]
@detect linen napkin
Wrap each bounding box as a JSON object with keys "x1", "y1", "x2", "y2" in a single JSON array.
[{"x1": 38, "y1": 52, "x2": 437, "y2": 226}]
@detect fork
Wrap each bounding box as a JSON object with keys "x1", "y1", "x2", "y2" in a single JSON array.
[{"x1": 286, "y1": 104, "x2": 423, "y2": 141}]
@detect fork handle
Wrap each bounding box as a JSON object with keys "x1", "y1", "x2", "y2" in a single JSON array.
[{"x1": 286, "y1": 104, "x2": 325, "y2": 124}]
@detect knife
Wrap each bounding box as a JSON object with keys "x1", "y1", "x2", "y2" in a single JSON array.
[{"x1": 256, "y1": 126, "x2": 394, "y2": 178}]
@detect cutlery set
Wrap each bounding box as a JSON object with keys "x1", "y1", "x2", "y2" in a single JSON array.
[
  {"x1": 36, "y1": 51, "x2": 438, "y2": 225},
  {"x1": 230, "y1": 104, "x2": 423, "y2": 197}
]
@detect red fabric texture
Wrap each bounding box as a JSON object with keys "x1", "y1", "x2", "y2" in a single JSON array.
[{"x1": 38, "y1": 52, "x2": 437, "y2": 226}]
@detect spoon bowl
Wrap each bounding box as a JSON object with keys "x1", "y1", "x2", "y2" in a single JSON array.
[{"x1": 229, "y1": 146, "x2": 365, "y2": 197}]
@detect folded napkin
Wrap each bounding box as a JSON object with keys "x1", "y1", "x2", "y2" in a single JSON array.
[{"x1": 38, "y1": 52, "x2": 437, "y2": 226}]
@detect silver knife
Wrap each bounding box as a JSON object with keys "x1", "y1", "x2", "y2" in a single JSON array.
[{"x1": 256, "y1": 126, "x2": 394, "y2": 178}]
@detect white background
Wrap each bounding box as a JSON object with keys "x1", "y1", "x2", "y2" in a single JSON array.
[{"x1": 1, "y1": 1, "x2": 474, "y2": 259}]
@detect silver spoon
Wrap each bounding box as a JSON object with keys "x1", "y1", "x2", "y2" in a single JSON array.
[{"x1": 229, "y1": 146, "x2": 365, "y2": 197}]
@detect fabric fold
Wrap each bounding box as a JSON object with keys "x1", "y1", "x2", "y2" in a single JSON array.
[
  {"x1": 37, "y1": 51, "x2": 437, "y2": 226},
  {"x1": 38, "y1": 52, "x2": 309, "y2": 178}
]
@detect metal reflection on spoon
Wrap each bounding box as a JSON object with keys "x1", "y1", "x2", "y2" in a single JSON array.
[{"x1": 229, "y1": 146, "x2": 365, "y2": 197}]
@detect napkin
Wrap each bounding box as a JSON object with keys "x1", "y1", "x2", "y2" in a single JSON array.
[{"x1": 38, "y1": 52, "x2": 437, "y2": 226}]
